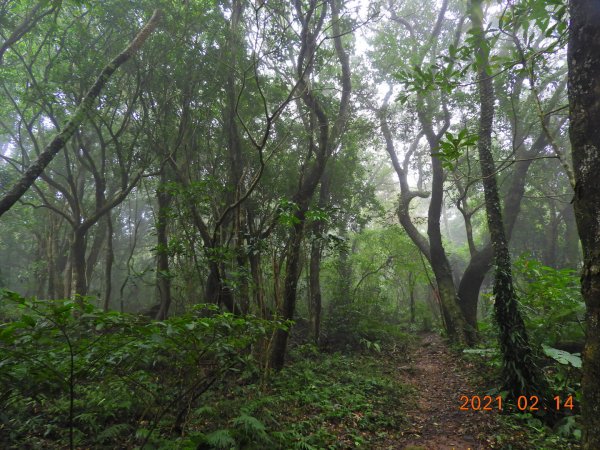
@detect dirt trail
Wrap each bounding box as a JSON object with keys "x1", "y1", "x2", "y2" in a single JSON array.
[{"x1": 393, "y1": 332, "x2": 500, "y2": 450}]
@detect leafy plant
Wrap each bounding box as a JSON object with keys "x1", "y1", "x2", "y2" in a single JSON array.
[{"x1": 0, "y1": 290, "x2": 281, "y2": 449}]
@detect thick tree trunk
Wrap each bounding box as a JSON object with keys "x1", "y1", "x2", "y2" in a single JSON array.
[
  {"x1": 205, "y1": 261, "x2": 237, "y2": 313},
  {"x1": 471, "y1": 0, "x2": 547, "y2": 400},
  {"x1": 568, "y1": 2, "x2": 600, "y2": 447}
]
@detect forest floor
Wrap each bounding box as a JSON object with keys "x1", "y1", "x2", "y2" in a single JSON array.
[{"x1": 390, "y1": 332, "x2": 501, "y2": 449}]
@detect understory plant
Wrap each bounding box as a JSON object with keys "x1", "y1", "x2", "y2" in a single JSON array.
[{"x1": 0, "y1": 290, "x2": 282, "y2": 449}]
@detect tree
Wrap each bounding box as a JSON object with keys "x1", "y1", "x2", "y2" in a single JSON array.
[
  {"x1": 469, "y1": 0, "x2": 548, "y2": 401},
  {"x1": 568, "y1": 1, "x2": 600, "y2": 447},
  {"x1": 270, "y1": 0, "x2": 352, "y2": 370},
  {"x1": 0, "y1": 9, "x2": 162, "y2": 220}
]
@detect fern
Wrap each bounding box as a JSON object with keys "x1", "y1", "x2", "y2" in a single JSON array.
[
  {"x1": 232, "y1": 413, "x2": 266, "y2": 434},
  {"x1": 232, "y1": 413, "x2": 271, "y2": 444},
  {"x1": 96, "y1": 423, "x2": 131, "y2": 443},
  {"x1": 205, "y1": 429, "x2": 237, "y2": 449}
]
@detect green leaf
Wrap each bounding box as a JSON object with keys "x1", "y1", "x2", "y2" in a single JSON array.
[
  {"x1": 205, "y1": 429, "x2": 236, "y2": 449},
  {"x1": 542, "y1": 345, "x2": 582, "y2": 368}
]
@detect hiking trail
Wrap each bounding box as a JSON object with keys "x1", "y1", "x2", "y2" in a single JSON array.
[{"x1": 392, "y1": 332, "x2": 500, "y2": 450}]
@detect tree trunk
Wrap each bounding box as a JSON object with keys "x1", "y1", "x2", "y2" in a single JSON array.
[
  {"x1": 308, "y1": 239, "x2": 322, "y2": 345},
  {"x1": 70, "y1": 229, "x2": 87, "y2": 298},
  {"x1": 103, "y1": 211, "x2": 113, "y2": 311},
  {"x1": 308, "y1": 172, "x2": 330, "y2": 344},
  {"x1": 270, "y1": 0, "x2": 350, "y2": 370},
  {"x1": 568, "y1": 2, "x2": 600, "y2": 447},
  {"x1": 457, "y1": 132, "x2": 548, "y2": 332},
  {"x1": 155, "y1": 173, "x2": 172, "y2": 320},
  {"x1": 337, "y1": 226, "x2": 353, "y2": 304},
  {"x1": 425, "y1": 126, "x2": 469, "y2": 344},
  {"x1": 271, "y1": 220, "x2": 305, "y2": 370},
  {"x1": 85, "y1": 219, "x2": 107, "y2": 288},
  {"x1": 543, "y1": 203, "x2": 559, "y2": 268},
  {"x1": 471, "y1": 0, "x2": 547, "y2": 400},
  {"x1": 0, "y1": 10, "x2": 162, "y2": 218},
  {"x1": 409, "y1": 272, "x2": 416, "y2": 324},
  {"x1": 561, "y1": 204, "x2": 580, "y2": 268},
  {"x1": 249, "y1": 252, "x2": 265, "y2": 317}
]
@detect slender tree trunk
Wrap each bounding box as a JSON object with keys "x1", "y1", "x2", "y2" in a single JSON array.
[
  {"x1": 270, "y1": 0, "x2": 350, "y2": 370},
  {"x1": 457, "y1": 132, "x2": 548, "y2": 331},
  {"x1": 85, "y1": 221, "x2": 106, "y2": 288},
  {"x1": 338, "y1": 227, "x2": 358, "y2": 305},
  {"x1": 308, "y1": 240, "x2": 322, "y2": 345},
  {"x1": 103, "y1": 211, "x2": 113, "y2": 311},
  {"x1": 409, "y1": 272, "x2": 416, "y2": 324},
  {"x1": 70, "y1": 229, "x2": 87, "y2": 298},
  {"x1": 568, "y1": 2, "x2": 600, "y2": 447},
  {"x1": 271, "y1": 220, "x2": 305, "y2": 370},
  {"x1": 0, "y1": 10, "x2": 162, "y2": 218},
  {"x1": 425, "y1": 132, "x2": 469, "y2": 344},
  {"x1": 155, "y1": 173, "x2": 172, "y2": 320},
  {"x1": 543, "y1": 203, "x2": 559, "y2": 268},
  {"x1": 249, "y1": 252, "x2": 264, "y2": 316},
  {"x1": 471, "y1": 0, "x2": 547, "y2": 399},
  {"x1": 308, "y1": 172, "x2": 330, "y2": 344}
]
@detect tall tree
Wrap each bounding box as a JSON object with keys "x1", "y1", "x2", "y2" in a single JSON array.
[
  {"x1": 470, "y1": 0, "x2": 547, "y2": 399},
  {"x1": 270, "y1": 0, "x2": 351, "y2": 370},
  {"x1": 568, "y1": 1, "x2": 600, "y2": 447}
]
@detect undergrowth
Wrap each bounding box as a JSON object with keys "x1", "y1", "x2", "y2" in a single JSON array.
[
  {"x1": 0, "y1": 289, "x2": 413, "y2": 449},
  {"x1": 186, "y1": 345, "x2": 413, "y2": 449}
]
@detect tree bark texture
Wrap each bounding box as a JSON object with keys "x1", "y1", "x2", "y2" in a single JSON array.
[
  {"x1": 568, "y1": 2, "x2": 600, "y2": 447},
  {"x1": 471, "y1": 0, "x2": 547, "y2": 400},
  {"x1": 457, "y1": 134, "x2": 544, "y2": 331}
]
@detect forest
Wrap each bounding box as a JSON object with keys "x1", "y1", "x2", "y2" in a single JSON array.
[{"x1": 0, "y1": 0, "x2": 599, "y2": 448}]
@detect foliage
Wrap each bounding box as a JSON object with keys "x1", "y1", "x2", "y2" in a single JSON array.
[
  {"x1": 189, "y1": 347, "x2": 412, "y2": 449},
  {"x1": 0, "y1": 290, "x2": 280, "y2": 448},
  {"x1": 513, "y1": 255, "x2": 585, "y2": 347},
  {"x1": 433, "y1": 128, "x2": 478, "y2": 170}
]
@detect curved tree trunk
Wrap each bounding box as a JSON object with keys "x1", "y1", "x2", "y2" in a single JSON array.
[
  {"x1": 270, "y1": 0, "x2": 350, "y2": 370},
  {"x1": 0, "y1": 10, "x2": 162, "y2": 219}
]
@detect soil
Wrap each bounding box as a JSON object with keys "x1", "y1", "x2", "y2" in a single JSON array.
[{"x1": 391, "y1": 332, "x2": 501, "y2": 450}]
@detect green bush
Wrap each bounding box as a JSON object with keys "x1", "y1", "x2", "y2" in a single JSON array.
[
  {"x1": 0, "y1": 290, "x2": 281, "y2": 449},
  {"x1": 512, "y1": 255, "x2": 585, "y2": 348}
]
